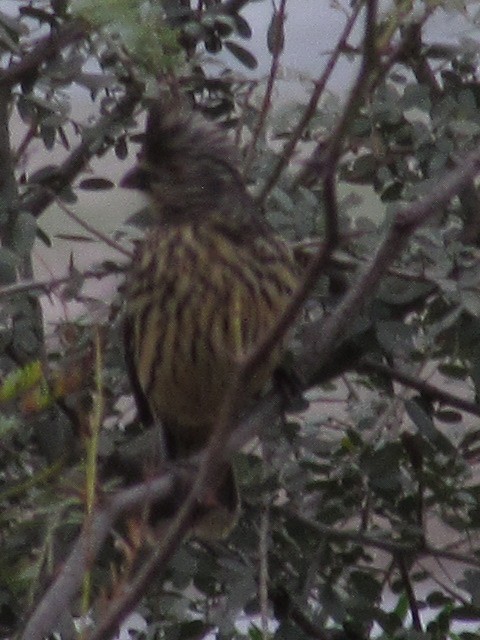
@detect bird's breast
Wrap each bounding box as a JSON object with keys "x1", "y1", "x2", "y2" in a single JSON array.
[{"x1": 124, "y1": 222, "x2": 299, "y2": 436}]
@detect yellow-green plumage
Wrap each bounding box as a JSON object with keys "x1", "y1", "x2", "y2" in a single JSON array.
[{"x1": 122, "y1": 101, "x2": 299, "y2": 537}]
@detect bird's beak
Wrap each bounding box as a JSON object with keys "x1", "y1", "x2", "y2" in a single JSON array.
[{"x1": 120, "y1": 166, "x2": 151, "y2": 191}]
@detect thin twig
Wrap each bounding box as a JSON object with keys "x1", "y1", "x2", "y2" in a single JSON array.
[
  {"x1": 256, "y1": 1, "x2": 362, "y2": 205},
  {"x1": 22, "y1": 82, "x2": 143, "y2": 219},
  {"x1": 243, "y1": 0, "x2": 287, "y2": 174},
  {"x1": 282, "y1": 508, "x2": 480, "y2": 569},
  {"x1": 359, "y1": 359, "x2": 480, "y2": 419},
  {"x1": 295, "y1": 0, "x2": 378, "y2": 189},
  {"x1": 0, "y1": 266, "x2": 123, "y2": 301},
  {"x1": 0, "y1": 22, "x2": 86, "y2": 89},
  {"x1": 14, "y1": 121, "x2": 38, "y2": 165},
  {"x1": 416, "y1": 558, "x2": 470, "y2": 607},
  {"x1": 51, "y1": 193, "x2": 133, "y2": 259},
  {"x1": 396, "y1": 554, "x2": 423, "y2": 632},
  {"x1": 259, "y1": 505, "x2": 270, "y2": 638}
]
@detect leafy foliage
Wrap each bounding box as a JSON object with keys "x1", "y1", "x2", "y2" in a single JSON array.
[{"x1": 2, "y1": 1, "x2": 480, "y2": 639}]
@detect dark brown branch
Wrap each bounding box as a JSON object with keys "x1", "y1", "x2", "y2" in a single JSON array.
[
  {"x1": 400, "y1": 22, "x2": 442, "y2": 99},
  {"x1": 0, "y1": 87, "x2": 17, "y2": 214},
  {"x1": 359, "y1": 359, "x2": 480, "y2": 419},
  {"x1": 243, "y1": 0, "x2": 287, "y2": 173},
  {"x1": 301, "y1": 144, "x2": 480, "y2": 384},
  {"x1": 22, "y1": 82, "x2": 143, "y2": 219},
  {"x1": 295, "y1": 0, "x2": 378, "y2": 189},
  {"x1": 256, "y1": 1, "x2": 362, "y2": 205},
  {"x1": 396, "y1": 555, "x2": 423, "y2": 632},
  {"x1": 0, "y1": 84, "x2": 45, "y2": 357}
]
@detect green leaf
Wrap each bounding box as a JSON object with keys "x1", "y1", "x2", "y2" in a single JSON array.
[
  {"x1": 78, "y1": 177, "x2": 115, "y2": 190},
  {"x1": 214, "y1": 15, "x2": 235, "y2": 37},
  {"x1": 224, "y1": 40, "x2": 257, "y2": 69},
  {"x1": 404, "y1": 398, "x2": 456, "y2": 454},
  {"x1": 376, "y1": 320, "x2": 414, "y2": 358},
  {"x1": 267, "y1": 9, "x2": 285, "y2": 54}
]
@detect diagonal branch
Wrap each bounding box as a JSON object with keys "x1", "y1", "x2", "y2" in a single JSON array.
[
  {"x1": 243, "y1": 0, "x2": 287, "y2": 174},
  {"x1": 295, "y1": 0, "x2": 378, "y2": 189},
  {"x1": 359, "y1": 358, "x2": 480, "y2": 419},
  {"x1": 301, "y1": 145, "x2": 480, "y2": 384},
  {"x1": 256, "y1": 0, "x2": 362, "y2": 205},
  {"x1": 22, "y1": 81, "x2": 143, "y2": 219},
  {"x1": 87, "y1": 4, "x2": 377, "y2": 637}
]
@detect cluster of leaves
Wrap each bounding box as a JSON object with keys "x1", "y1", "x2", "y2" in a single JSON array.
[{"x1": 3, "y1": 1, "x2": 480, "y2": 640}]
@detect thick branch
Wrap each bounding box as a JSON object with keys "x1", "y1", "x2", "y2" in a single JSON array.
[
  {"x1": 301, "y1": 145, "x2": 480, "y2": 384},
  {"x1": 22, "y1": 393, "x2": 282, "y2": 640},
  {"x1": 21, "y1": 473, "x2": 176, "y2": 640}
]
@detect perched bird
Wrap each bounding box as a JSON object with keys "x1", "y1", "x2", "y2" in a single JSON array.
[{"x1": 121, "y1": 100, "x2": 300, "y2": 538}]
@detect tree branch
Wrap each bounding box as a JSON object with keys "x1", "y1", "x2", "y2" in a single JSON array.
[
  {"x1": 359, "y1": 359, "x2": 480, "y2": 419},
  {"x1": 256, "y1": 1, "x2": 362, "y2": 205},
  {"x1": 0, "y1": 265, "x2": 124, "y2": 301},
  {"x1": 301, "y1": 144, "x2": 480, "y2": 384},
  {"x1": 0, "y1": 22, "x2": 86, "y2": 89},
  {"x1": 282, "y1": 508, "x2": 480, "y2": 570},
  {"x1": 21, "y1": 473, "x2": 176, "y2": 640},
  {"x1": 22, "y1": 81, "x2": 143, "y2": 219},
  {"x1": 50, "y1": 194, "x2": 133, "y2": 259},
  {"x1": 396, "y1": 554, "x2": 423, "y2": 632},
  {"x1": 243, "y1": 0, "x2": 287, "y2": 174},
  {"x1": 295, "y1": 0, "x2": 378, "y2": 189}
]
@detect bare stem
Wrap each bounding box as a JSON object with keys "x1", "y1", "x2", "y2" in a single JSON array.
[
  {"x1": 256, "y1": 1, "x2": 362, "y2": 205},
  {"x1": 243, "y1": 0, "x2": 287, "y2": 174}
]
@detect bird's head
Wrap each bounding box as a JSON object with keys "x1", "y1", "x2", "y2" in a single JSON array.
[{"x1": 120, "y1": 101, "x2": 250, "y2": 225}]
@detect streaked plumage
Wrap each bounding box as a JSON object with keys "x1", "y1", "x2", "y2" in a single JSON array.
[{"x1": 122, "y1": 101, "x2": 299, "y2": 537}]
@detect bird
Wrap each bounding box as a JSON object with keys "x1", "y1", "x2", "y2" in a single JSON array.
[{"x1": 121, "y1": 99, "x2": 300, "y2": 538}]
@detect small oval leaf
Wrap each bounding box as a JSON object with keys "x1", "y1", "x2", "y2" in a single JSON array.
[
  {"x1": 224, "y1": 40, "x2": 257, "y2": 69},
  {"x1": 267, "y1": 10, "x2": 285, "y2": 55},
  {"x1": 233, "y1": 14, "x2": 252, "y2": 38},
  {"x1": 78, "y1": 177, "x2": 115, "y2": 191}
]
